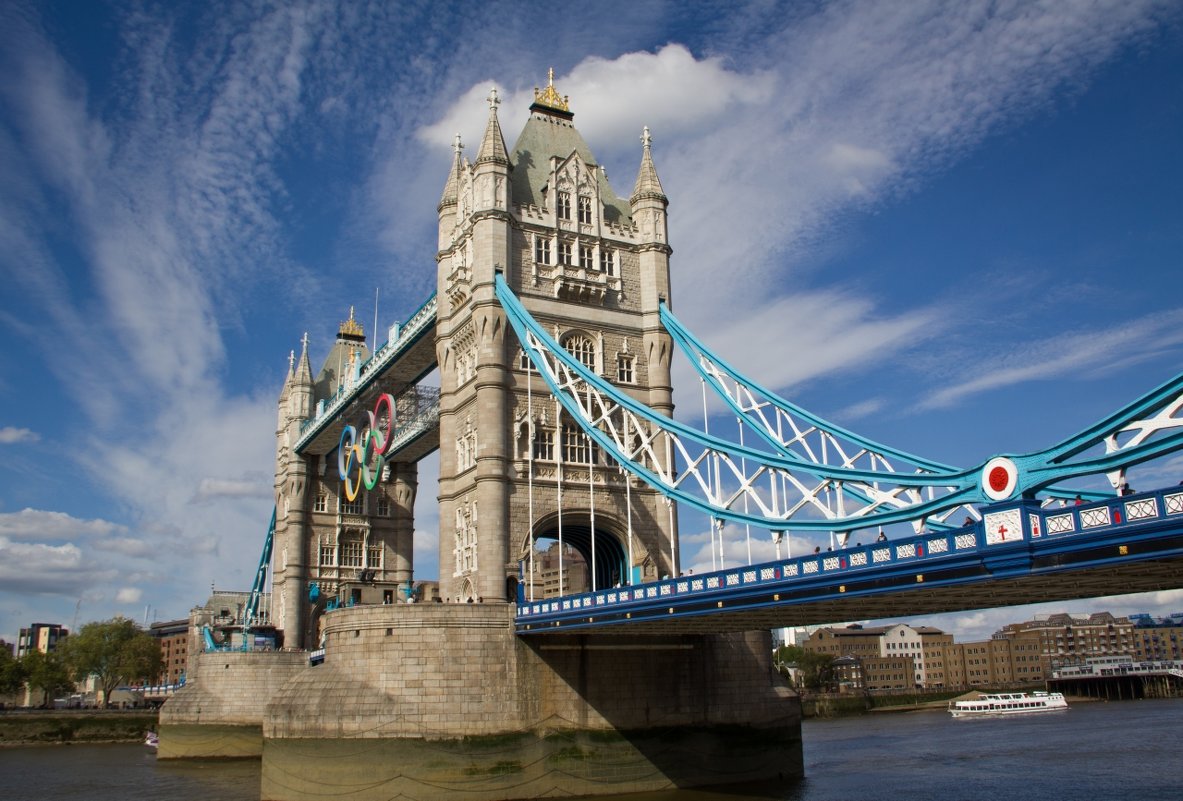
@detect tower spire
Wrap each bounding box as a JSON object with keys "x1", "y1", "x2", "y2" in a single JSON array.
[
  {"x1": 439, "y1": 133, "x2": 464, "y2": 208},
  {"x1": 631, "y1": 125, "x2": 666, "y2": 203},
  {"x1": 294, "y1": 331, "x2": 313, "y2": 385},
  {"x1": 475, "y1": 86, "x2": 509, "y2": 166}
]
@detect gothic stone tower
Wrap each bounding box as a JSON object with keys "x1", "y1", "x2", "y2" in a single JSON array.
[
  {"x1": 435, "y1": 77, "x2": 677, "y2": 604},
  {"x1": 272, "y1": 314, "x2": 417, "y2": 648}
]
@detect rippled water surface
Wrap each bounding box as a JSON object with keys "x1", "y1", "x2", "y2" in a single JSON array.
[{"x1": 2, "y1": 699, "x2": 1179, "y2": 800}]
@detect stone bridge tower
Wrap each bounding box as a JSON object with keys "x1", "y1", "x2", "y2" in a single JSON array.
[
  {"x1": 435, "y1": 77, "x2": 678, "y2": 604},
  {"x1": 273, "y1": 316, "x2": 418, "y2": 649}
]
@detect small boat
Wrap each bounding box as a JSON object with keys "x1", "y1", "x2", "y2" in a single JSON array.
[
  {"x1": 145, "y1": 731, "x2": 159, "y2": 748},
  {"x1": 949, "y1": 691, "x2": 1067, "y2": 718}
]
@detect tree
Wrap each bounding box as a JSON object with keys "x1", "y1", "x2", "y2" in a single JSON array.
[
  {"x1": 774, "y1": 644, "x2": 835, "y2": 691},
  {"x1": 0, "y1": 646, "x2": 27, "y2": 696},
  {"x1": 59, "y1": 617, "x2": 162, "y2": 707},
  {"x1": 21, "y1": 649, "x2": 73, "y2": 707}
]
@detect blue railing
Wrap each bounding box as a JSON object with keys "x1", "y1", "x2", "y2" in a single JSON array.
[{"x1": 516, "y1": 486, "x2": 1183, "y2": 627}]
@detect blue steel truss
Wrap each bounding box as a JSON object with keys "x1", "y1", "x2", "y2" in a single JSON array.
[
  {"x1": 660, "y1": 304, "x2": 1116, "y2": 524},
  {"x1": 496, "y1": 275, "x2": 1183, "y2": 535}
]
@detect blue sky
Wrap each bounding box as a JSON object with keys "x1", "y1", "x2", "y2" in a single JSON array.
[{"x1": 1, "y1": 1, "x2": 1181, "y2": 645}]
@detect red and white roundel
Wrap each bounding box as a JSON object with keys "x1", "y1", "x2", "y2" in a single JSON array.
[{"x1": 981, "y1": 456, "x2": 1018, "y2": 501}]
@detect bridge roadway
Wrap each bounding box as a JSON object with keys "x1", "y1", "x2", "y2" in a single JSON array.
[
  {"x1": 515, "y1": 486, "x2": 1183, "y2": 636},
  {"x1": 294, "y1": 293, "x2": 439, "y2": 460}
]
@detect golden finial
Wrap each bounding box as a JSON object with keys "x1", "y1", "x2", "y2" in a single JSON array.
[
  {"x1": 533, "y1": 67, "x2": 570, "y2": 112},
  {"x1": 338, "y1": 306, "x2": 365, "y2": 339}
]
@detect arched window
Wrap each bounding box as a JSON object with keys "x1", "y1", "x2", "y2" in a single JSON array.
[{"x1": 563, "y1": 334, "x2": 596, "y2": 371}]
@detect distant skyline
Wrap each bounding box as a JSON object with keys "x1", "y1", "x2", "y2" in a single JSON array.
[{"x1": 2, "y1": 1, "x2": 1182, "y2": 643}]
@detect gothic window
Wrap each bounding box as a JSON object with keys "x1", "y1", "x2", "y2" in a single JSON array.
[
  {"x1": 367, "y1": 545, "x2": 383, "y2": 569},
  {"x1": 454, "y1": 339, "x2": 476, "y2": 384},
  {"x1": 558, "y1": 241, "x2": 573, "y2": 266},
  {"x1": 579, "y1": 244, "x2": 593, "y2": 268},
  {"x1": 519, "y1": 348, "x2": 533, "y2": 370},
  {"x1": 314, "y1": 492, "x2": 327, "y2": 513},
  {"x1": 533, "y1": 428, "x2": 555, "y2": 461},
  {"x1": 456, "y1": 417, "x2": 477, "y2": 471},
  {"x1": 562, "y1": 423, "x2": 598, "y2": 464},
  {"x1": 557, "y1": 191, "x2": 571, "y2": 220},
  {"x1": 563, "y1": 334, "x2": 596, "y2": 371},
  {"x1": 341, "y1": 497, "x2": 363, "y2": 516},
  {"x1": 600, "y1": 248, "x2": 615, "y2": 275},
  {"x1": 534, "y1": 236, "x2": 551, "y2": 265},
  {"x1": 340, "y1": 536, "x2": 364, "y2": 568},
  {"x1": 453, "y1": 502, "x2": 479, "y2": 576},
  {"x1": 578, "y1": 195, "x2": 592, "y2": 224},
  {"x1": 616, "y1": 354, "x2": 635, "y2": 384},
  {"x1": 319, "y1": 539, "x2": 336, "y2": 567},
  {"x1": 376, "y1": 498, "x2": 390, "y2": 517}
]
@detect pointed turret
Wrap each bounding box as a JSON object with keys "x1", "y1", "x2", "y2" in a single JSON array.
[
  {"x1": 277, "y1": 349, "x2": 294, "y2": 432},
  {"x1": 294, "y1": 333, "x2": 313, "y2": 387},
  {"x1": 630, "y1": 126, "x2": 670, "y2": 252},
  {"x1": 438, "y1": 134, "x2": 464, "y2": 253},
  {"x1": 439, "y1": 133, "x2": 463, "y2": 210},
  {"x1": 289, "y1": 332, "x2": 314, "y2": 422},
  {"x1": 631, "y1": 126, "x2": 667, "y2": 204},
  {"x1": 475, "y1": 87, "x2": 509, "y2": 167},
  {"x1": 470, "y1": 87, "x2": 511, "y2": 220}
]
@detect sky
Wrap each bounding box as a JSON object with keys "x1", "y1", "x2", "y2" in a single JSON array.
[{"x1": 1, "y1": 0, "x2": 1182, "y2": 645}]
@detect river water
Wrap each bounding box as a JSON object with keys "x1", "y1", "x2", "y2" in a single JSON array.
[{"x1": 2, "y1": 699, "x2": 1179, "y2": 801}]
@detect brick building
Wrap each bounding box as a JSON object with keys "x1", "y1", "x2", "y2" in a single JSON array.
[{"x1": 149, "y1": 618, "x2": 190, "y2": 685}]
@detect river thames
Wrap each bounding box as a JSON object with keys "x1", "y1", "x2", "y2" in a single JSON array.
[{"x1": 2, "y1": 698, "x2": 1179, "y2": 800}]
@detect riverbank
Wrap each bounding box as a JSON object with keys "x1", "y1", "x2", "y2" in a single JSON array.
[{"x1": 0, "y1": 710, "x2": 158, "y2": 745}]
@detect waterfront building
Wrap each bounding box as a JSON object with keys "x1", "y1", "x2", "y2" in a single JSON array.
[
  {"x1": 995, "y1": 612, "x2": 1134, "y2": 672},
  {"x1": 803, "y1": 623, "x2": 951, "y2": 689},
  {"x1": 149, "y1": 619, "x2": 190, "y2": 686},
  {"x1": 808, "y1": 611, "x2": 1150, "y2": 692},
  {"x1": 16, "y1": 623, "x2": 67, "y2": 658},
  {"x1": 1128, "y1": 612, "x2": 1183, "y2": 661},
  {"x1": 938, "y1": 611, "x2": 1135, "y2": 688},
  {"x1": 941, "y1": 639, "x2": 1018, "y2": 686}
]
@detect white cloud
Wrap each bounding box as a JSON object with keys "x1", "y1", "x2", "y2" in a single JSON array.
[
  {"x1": 418, "y1": 44, "x2": 774, "y2": 153},
  {"x1": 0, "y1": 426, "x2": 38, "y2": 444},
  {"x1": 192, "y1": 476, "x2": 273, "y2": 504},
  {"x1": 115, "y1": 587, "x2": 143, "y2": 604},
  {"x1": 0, "y1": 536, "x2": 114, "y2": 596},
  {"x1": 0, "y1": 508, "x2": 127, "y2": 542}
]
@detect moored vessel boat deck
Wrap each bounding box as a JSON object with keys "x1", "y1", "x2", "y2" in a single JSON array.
[{"x1": 949, "y1": 691, "x2": 1067, "y2": 718}]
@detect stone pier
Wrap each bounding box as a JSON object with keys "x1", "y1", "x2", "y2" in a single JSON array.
[
  {"x1": 260, "y1": 603, "x2": 801, "y2": 801},
  {"x1": 158, "y1": 650, "x2": 307, "y2": 759}
]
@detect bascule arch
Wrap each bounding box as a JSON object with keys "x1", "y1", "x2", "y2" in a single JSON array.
[{"x1": 514, "y1": 393, "x2": 654, "y2": 599}]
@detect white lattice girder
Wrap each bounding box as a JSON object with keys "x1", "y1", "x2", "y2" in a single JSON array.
[{"x1": 496, "y1": 276, "x2": 1183, "y2": 530}]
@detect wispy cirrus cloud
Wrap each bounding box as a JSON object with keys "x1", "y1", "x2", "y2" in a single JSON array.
[{"x1": 921, "y1": 309, "x2": 1183, "y2": 409}]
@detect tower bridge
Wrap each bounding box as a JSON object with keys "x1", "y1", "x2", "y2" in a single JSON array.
[{"x1": 160, "y1": 76, "x2": 1183, "y2": 801}]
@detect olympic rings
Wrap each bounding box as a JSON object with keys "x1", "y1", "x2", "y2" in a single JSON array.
[{"x1": 337, "y1": 393, "x2": 398, "y2": 501}]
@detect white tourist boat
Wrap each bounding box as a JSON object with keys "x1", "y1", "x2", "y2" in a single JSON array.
[{"x1": 948, "y1": 691, "x2": 1068, "y2": 718}]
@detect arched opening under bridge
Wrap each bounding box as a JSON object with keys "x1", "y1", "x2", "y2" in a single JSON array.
[{"x1": 524, "y1": 512, "x2": 629, "y2": 598}]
